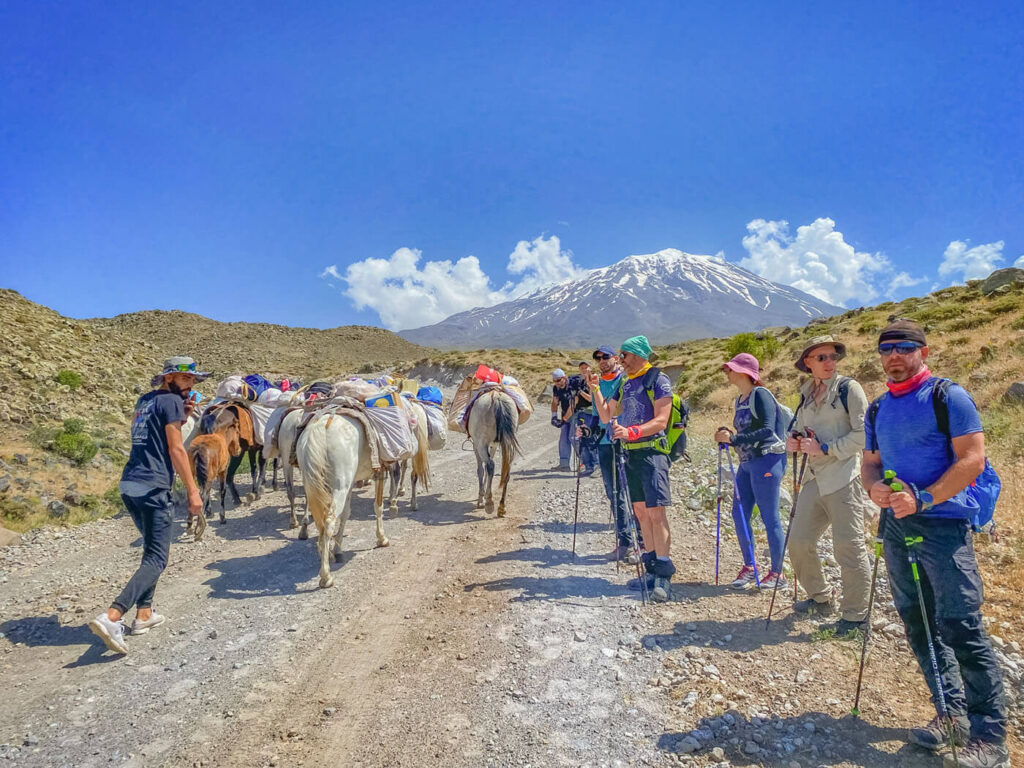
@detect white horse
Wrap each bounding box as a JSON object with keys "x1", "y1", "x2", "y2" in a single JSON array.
[
  {"x1": 393, "y1": 400, "x2": 431, "y2": 514},
  {"x1": 272, "y1": 408, "x2": 307, "y2": 531},
  {"x1": 295, "y1": 411, "x2": 389, "y2": 589},
  {"x1": 467, "y1": 390, "x2": 521, "y2": 517}
]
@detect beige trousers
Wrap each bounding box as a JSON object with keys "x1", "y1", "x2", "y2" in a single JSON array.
[{"x1": 788, "y1": 478, "x2": 872, "y2": 621}]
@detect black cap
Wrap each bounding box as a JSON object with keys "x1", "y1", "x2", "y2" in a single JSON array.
[{"x1": 878, "y1": 319, "x2": 926, "y2": 346}]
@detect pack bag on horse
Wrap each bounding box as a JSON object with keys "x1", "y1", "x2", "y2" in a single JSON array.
[
  {"x1": 447, "y1": 366, "x2": 533, "y2": 435},
  {"x1": 415, "y1": 385, "x2": 448, "y2": 451}
]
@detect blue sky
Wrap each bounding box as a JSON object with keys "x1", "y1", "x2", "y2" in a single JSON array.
[{"x1": 2, "y1": 2, "x2": 1022, "y2": 330}]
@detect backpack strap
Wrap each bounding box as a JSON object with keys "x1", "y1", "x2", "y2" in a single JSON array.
[
  {"x1": 836, "y1": 376, "x2": 851, "y2": 414},
  {"x1": 866, "y1": 396, "x2": 882, "y2": 452},
  {"x1": 930, "y1": 377, "x2": 953, "y2": 458}
]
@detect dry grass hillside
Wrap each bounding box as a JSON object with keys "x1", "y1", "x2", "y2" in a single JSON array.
[{"x1": 0, "y1": 288, "x2": 428, "y2": 532}]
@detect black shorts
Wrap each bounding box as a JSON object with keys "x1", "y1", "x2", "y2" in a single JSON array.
[{"x1": 624, "y1": 448, "x2": 672, "y2": 508}]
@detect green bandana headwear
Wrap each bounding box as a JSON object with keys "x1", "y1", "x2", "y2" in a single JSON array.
[{"x1": 620, "y1": 335, "x2": 652, "y2": 360}]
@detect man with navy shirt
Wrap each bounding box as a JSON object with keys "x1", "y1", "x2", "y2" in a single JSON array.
[
  {"x1": 88, "y1": 356, "x2": 207, "y2": 656},
  {"x1": 862, "y1": 320, "x2": 1007, "y2": 768}
]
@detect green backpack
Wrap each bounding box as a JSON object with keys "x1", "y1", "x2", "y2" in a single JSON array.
[{"x1": 621, "y1": 367, "x2": 690, "y2": 463}]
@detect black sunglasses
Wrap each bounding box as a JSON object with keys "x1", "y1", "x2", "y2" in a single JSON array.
[
  {"x1": 878, "y1": 341, "x2": 922, "y2": 356},
  {"x1": 810, "y1": 352, "x2": 842, "y2": 363},
  {"x1": 593, "y1": 353, "x2": 613, "y2": 360}
]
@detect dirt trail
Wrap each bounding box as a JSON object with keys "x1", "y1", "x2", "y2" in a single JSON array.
[{"x1": 1, "y1": 417, "x2": 1020, "y2": 767}]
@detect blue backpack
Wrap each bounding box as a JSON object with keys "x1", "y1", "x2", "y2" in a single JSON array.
[
  {"x1": 242, "y1": 374, "x2": 273, "y2": 399},
  {"x1": 867, "y1": 378, "x2": 1001, "y2": 533}
]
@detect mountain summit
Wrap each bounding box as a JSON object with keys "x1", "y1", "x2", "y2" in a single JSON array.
[{"x1": 398, "y1": 249, "x2": 841, "y2": 349}]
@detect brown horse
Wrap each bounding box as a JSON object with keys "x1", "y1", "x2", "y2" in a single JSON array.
[
  {"x1": 208, "y1": 402, "x2": 267, "y2": 507},
  {"x1": 187, "y1": 432, "x2": 230, "y2": 534}
]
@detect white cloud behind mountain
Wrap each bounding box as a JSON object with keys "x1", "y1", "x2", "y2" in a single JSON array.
[{"x1": 322, "y1": 219, "x2": 1012, "y2": 330}]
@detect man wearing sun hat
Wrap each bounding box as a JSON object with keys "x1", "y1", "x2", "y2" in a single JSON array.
[
  {"x1": 862, "y1": 320, "x2": 1007, "y2": 767},
  {"x1": 550, "y1": 368, "x2": 579, "y2": 470},
  {"x1": 785, "y1": 335, "x2": 873, "y2": 636},
  {"x1": 591, "y1": 335, "x2": 675, "y2": 601},
  {"x1": 88, "y1": 356, "x2": 208, "y2": 656}
]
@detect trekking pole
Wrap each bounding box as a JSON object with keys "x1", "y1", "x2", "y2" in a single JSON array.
[
  {"x1": 610, "y1": 424, "x2": 621, "y2": 574},
  {"x1": 613, "y1": 421, "x2": 648, "y2": 604},
  {"x1": 724, "y1": 445, "x2": 760, "y2": 588},
  {"x1": 906, "y1": 533, "x2": 960, "y2": 766},
  {"x1": 852, "y1": 472, "x2": 893, "y2": 717},
  {"x1": 715, "y1": 445, "x2": 724, "y2": 586},
  {"x1": 766, "y1": 449, "x2": 808, "y2": 628},
  {"x1": 571, "y1": 427, "x2": 581, "y2": 560}
]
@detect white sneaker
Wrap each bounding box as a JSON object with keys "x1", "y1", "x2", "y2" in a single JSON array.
[
  {"x1": 88, "y1": 613, "x2": 129, "y2": 654},
  {"x1": 130, "y1": 613, "x2": 166, "y2": 635}
]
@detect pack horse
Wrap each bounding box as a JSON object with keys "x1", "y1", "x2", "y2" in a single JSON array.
[{"x1": 468, "y1": 390, "x2": 521, "y2": 517}]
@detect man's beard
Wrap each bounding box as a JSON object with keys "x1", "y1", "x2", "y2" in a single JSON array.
[{"x1": 167, "y1": 380, "x2": 188, "y2": 397}]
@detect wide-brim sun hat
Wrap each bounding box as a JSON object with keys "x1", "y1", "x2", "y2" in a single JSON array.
[
  {"x1": 722, "y1": 353, "x2": 762, "y2": 384},
  {"x1": 795, "y1": 335, "x2": 847, "y2": 373},
  {"x1": 150, "y1": 355, "x2": 210, "y2": 387}
]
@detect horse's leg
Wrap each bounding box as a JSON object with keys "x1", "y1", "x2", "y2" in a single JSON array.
[
  {"x1": 498, "y1": 445, "x2": 513, "y2": 518},
  {"x1": 475, "y1": 448, "x2": 486, "y2": 509},
  {"x1": 397, "y1": 460, "x2": 407, "y2": 497},
  {"x1": 374, "y1": 472, "x2": 390, "y2": 548},
  {"x1": 332, "y1": 494, "x2": 351, "y2": 560},
  {"x1": 484, "y1": 445, "x2": 496, "y2": 516},
  {"x1": 285, "y1": 463, "x2": 298, "y2": 529},
  {"x1": 226, "y1": 453, "x2": 243, "y2": 505},
  {"x1": 388, "y1": 464, "x2": 400, "y2": 518},
  {"x1": 271, "y1": 457, "x2": 279, "y2": 491},
  {"x1": 411, "y1": 470, "x2": 418, "y2": 512},
  {"x1": 317, "y1": 522, "x2": 334, "y2": 589},
  {"x1": 250, "y1": 448, "x2": 265, "y2": 501},
  {"x1": 218, "y1": 474, "x2": 227, "y2": 524}
]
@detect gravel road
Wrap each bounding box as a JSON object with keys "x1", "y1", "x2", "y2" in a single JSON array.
[{"x1": 2, "y1": 415, "x2": 1021, "y2": 767}]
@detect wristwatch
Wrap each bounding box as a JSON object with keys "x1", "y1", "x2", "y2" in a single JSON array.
[
  {"x1": 820, "y1": 442, "x2": 829, "y2": 455},
  {"x1": 919, "y1": 489, "x2": 934, "y2": 511}
]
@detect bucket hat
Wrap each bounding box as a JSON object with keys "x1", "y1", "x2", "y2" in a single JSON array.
[
  {"x1": 795, "y1": 335, "x2": 847, "y2": 373},
  {"x1": 722, "y1": 353, "x2": 762, "y2": 384},
  {"x1": 150, "y1": 355, "x2": 210, "y2": 387}
]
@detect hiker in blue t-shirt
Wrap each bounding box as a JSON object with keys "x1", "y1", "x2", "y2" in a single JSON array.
[
  {"x1": 88, "y1": 356, "x2": 208, "y2": 656},
  {"x1": 862, "y1": 319, "x2": 1007, "y2": 767},
  {"x1": 714, "y1": 353, "x2": 788, "y2": 592},
  {"x1": 585, "y1": 346, "x2": 634, "y2": 560},
  {"x1": 591, "y1": 335, "x2": 675, "y2": 602}
]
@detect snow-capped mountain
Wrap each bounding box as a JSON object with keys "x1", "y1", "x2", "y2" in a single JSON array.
[{"x1": 398, "y1": 249, "x2": 841, "y2": 349}]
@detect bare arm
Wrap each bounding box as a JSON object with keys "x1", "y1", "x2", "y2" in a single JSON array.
[
  {"x1": 166, "y1": 422, "x2": 202, "y2": 516},
  {"x1": 927, "y1": 432, "x2": 986, "y2": 505},
  {"x1": 612, "y1": 396, "x2": 671, "y2": 441}
]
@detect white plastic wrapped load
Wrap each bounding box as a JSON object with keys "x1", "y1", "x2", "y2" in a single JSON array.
[
  {"x1": 421, "y1": 403, "x2": 448, "y2": 450},
  {"x1": 363, "y1": 405, "x2": 416, "y2": 462},
  {"x1": 262, "y1": 405, "x2": 295, "y2": 459},
  {"x1": 334, "y1": 379, "x2": 380, "y2": 402},
  {"x1": 216, "y1": 375, "x2": 246, "y2": 400},
  {"x1": 248, "y1": 403, "x2": 275, "y2": 445},
  {"x1": 503, "y1": 383, "x2": 534, "y2": 425},
  {"x1": 448, "y1": 378, "x2": 534, "y2": 432}
]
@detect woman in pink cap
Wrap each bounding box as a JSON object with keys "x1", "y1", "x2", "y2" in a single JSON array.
[{"x1": 714, "y1": 353, "x2": 788, "y2": 591}]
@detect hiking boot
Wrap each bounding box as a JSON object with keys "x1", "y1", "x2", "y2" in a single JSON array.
[
  {"x1": 130, "y1": 612, "x2": 166, "y2": 635},
  {"x1": 793, "y1": 598, "x2": 835, "y2": 616},
  {"x1": 628, "y1": 573, "x2": 656, "y2": 591},
  {"x1": 758, "y1": 571, "x2": 786, "y2": 591},
  {"x1": 88, "y1": 613, "x2": 129, "y2": 655},
  {"x1": 622, "y1": 549, "x2": 641, "y2": 566},
  {"x1": 944, "y1": 739, "x2": 1010, "y2": 768},
  {"x1": 641, "y1": 551, "x2": 657, "y2": 573},
  {"x1": 827, "y1": 618, "x2": 868, "y2": 637},
  {"x1": 731, "y1": 565, "x2": 757, "y2": 590},
  {"x1": 651, "y1": 576, "x2": 672, "y2": 603},
  {"x1": 650, "y1": 558, "x2": 677, "y2": 578},
  {"x1": 578, "y1": 467, "x2": 596, "y2": 477},
  {"x1": 909, "y1": 715, "x2": 970, "y2": 752}
]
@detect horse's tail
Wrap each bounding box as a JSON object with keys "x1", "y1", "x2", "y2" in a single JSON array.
[
  {"x1": 297, "y1": 418, "x2": 333, "y2": 533},
  {"x1": 494, "y1": 393, "x2": 521, "y2": 458},
  {"x1": 193, "y1": 447, "x2": 209, "y2": 491},
  {"x1": 412, "y1": 406, "x2": 430, "y2": 492}
]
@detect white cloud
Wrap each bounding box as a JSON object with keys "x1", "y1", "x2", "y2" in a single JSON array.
[
  {"x1": 739, "y1": 217, "x2": 915, "y2": 307},
  {"x1": 937, "y1": 240, "x2": 1005, "y2": 282},
  {"x1": 1015, "y1": 254, "x2": 1024, "y2": 269},
  {"x1": 324, "y1": 235, "x2": 584, "y2": 330}
]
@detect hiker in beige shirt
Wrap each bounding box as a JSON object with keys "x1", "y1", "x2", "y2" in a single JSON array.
[{"x1": 786, "y1": 335, "x2": 874, "y2": 636}]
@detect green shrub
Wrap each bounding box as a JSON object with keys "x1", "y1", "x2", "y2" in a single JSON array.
[
  {"x1": 1010, "y1": 316, "x2": 1024, "y2": 331},
  {"x1": 685, "y1": 378, "x2": 718, "y2": 408},
  {"x1": 987, "y1": 296, "x2": 1021, "y2": 315},
  {"x1": 910, "y1": 304, "x2": 963, "y2": 324},
  {"x1": 725, "y1": 332, "x2": 781, "y2": 363},
  {"x1": 62, "y1": 418, "x2": 85, "y2": 434},
  {"x1": 27, "y1": 425, "x2": 58, "y2": 449},
  {"x1": 103, "y1": 485, "x2": 126, "y2": 512},
  {"x1": 948, "y1": 313, "x2": 990, "y2": 332},
  {"x1": 55, "y1": 370, "x2": 83, "y2": 389},
  {"x1": 52, "y1": 431, "x2": 98, "y2": 465}
]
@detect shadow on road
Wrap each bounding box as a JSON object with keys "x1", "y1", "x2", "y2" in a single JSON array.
[
  {"x1": 642, "y1": 615, "x2": 820, "y2": 653},
  {"x1": 203, "y1": 540, "x2": 320, "y2": 599},
  {"x1": 657, "y1": 709, "x2": 934, "y2": 767},
  {"x1": 463, "y1": 573, "x2": 627, "y2": 602},
  {"x1": 0, "y1": 614, "x2": 94, "y2": 648},
  {"x1": 476, "y1": 546, "x2": 610, "y2": 569}
]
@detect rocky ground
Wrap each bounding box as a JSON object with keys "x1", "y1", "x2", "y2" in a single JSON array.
[{"x1": 1, "y1": 417, "x2": 1022, "y2": 767}]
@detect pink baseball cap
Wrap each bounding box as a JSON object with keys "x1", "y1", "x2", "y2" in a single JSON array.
[{"x1": 722, "y1": 353, "x2": 762, "y2": 384}]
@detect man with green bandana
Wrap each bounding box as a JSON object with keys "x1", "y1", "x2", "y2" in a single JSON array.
[{"x1": 591, "y1": 335, "x2": 675, "y2": 602}]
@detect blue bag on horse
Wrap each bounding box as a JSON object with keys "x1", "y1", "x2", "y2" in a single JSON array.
[
  {"x1": 242, "y1": 374, "x2": 272, "y2": 399},
  {"x1": 417, "y1": 386, "x2": 443, "y2": 406}
]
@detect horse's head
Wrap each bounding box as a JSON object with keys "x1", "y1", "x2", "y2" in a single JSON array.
[{"x1": 212, "y1": 407, "x2": 242, "y2": 455}]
